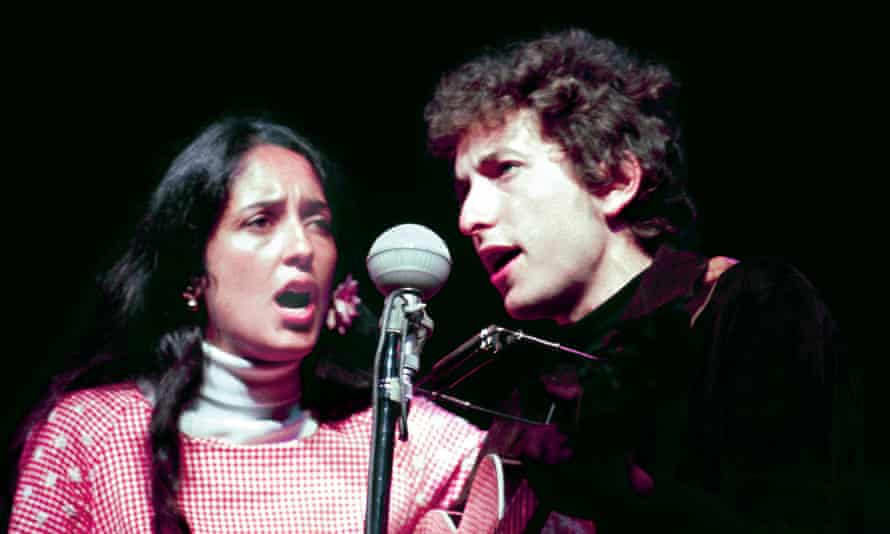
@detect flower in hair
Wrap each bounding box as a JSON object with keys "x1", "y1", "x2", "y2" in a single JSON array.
[{"x1": 326, "y1": 274, "x2": 361, "y2": 334}]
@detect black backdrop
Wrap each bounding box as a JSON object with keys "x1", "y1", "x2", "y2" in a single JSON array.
[{"x1": 3, "y1": 14, "x2": 856, "y2": 503}]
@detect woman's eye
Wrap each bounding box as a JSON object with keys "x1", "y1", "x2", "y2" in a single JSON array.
[
  {"x1": 309, "y1": 217, "x2": 333, "y2": 233},
  {"x1": 246, "y1": 215, "x2": 271, "y2": 228}
]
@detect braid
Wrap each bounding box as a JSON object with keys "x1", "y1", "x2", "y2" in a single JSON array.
[
  {"x1": 149, "y1": 327, "x2": 204, "y2": 534},
  {"x1": 8, "y1": 117, "x2": 345, "y2": 531}
]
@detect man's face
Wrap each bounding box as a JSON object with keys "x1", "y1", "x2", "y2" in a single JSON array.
[{"x1": 453, "y1": 110, "x2": 614, "y2": 323}]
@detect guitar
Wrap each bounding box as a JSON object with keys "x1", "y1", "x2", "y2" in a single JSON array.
[
  {"x1": 414, "y1": 453, "x2": 596, "y2": 534},
  {"x1": 414, "y1": 453, "x2": 501, "y2": 534},
  {"x1": 415, "y1": 324, "x2": 605, "y2": 533}
]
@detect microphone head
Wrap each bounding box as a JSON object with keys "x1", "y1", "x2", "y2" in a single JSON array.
[{"x1": 366, "y1": 223, "x2": 452, "y2": 300}]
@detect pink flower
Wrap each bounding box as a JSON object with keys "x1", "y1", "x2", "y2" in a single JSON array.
[{"x1": 326, "y1": 274, "x2": 361, "y2": 334}]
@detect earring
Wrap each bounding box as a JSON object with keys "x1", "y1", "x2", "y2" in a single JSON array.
[{"x1": 182, "y1": 287, "x2": 200, "y2": 312}]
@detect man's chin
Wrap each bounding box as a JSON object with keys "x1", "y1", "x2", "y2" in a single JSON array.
[
  {"x1": 503, "y1": 293, "x2": 543, "y2": 321},
  {"x1": 503, "y1": 289, "x2": 572, "y2": 323}
]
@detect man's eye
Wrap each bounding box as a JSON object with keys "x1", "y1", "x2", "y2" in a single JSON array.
[
  {"x1": 496, "y1": 161, "x2": 520, "y2": 176},
  {"x1": 480, "y1": 159, "x2": 520, "y2": 179}
]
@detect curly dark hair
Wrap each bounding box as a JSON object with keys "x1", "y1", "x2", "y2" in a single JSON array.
[{"x1": 425, "y1": 28, "x2": 696, "y2": 249}]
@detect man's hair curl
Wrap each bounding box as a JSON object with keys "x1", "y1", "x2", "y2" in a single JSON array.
[{"x1": 425, "y1": 28, "x2": 695, "y2": 248}]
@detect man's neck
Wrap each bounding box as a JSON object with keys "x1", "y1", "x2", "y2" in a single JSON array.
[{"x1": 557, "y1": 237, "x2": 653, "y2": 325}]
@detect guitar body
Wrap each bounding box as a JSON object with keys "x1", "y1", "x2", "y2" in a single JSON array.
[
  {"x1": 414, "y1": 453, "x2": 548, "y2": 534},
  {"x1": 414, "y1": 451, "x2": 597, "y2": 533},
  {"x1": 413, "y1": 509, "x2": 458, "y2": 534},
  {"x1": 417, "y1": 324, "x2": 608, "y2": 533},
  {"x1": 415, "y1": 453, "x2": 505, "y2": 534}
]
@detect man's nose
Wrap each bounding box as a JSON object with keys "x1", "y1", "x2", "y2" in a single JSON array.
[{"x1": 458, "y1": 178, "x2": 498, "y2": 237}]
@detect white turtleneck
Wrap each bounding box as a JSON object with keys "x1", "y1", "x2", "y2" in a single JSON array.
[{"x1": 173, "y1": 341, "x2": 318, "y2": 445}]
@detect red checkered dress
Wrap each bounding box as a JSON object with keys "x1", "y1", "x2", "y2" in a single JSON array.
[{"x1": 10, "y1": 383, "x2": 485, "y2": 533}]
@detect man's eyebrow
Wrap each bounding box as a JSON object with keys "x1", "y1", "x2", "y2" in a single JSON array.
[
  {"x1": 477, "y1": 152, "x2": 500, "y2": 167},
  {"x1": 455, "y1": 144, "x2": 523, "y2": 180},
  {"x1": 456, "y1": 149, "x2": 503, "y2": 177},
  {"x1": 480, "y1": 147, "x2": 524, "y2": 165}
]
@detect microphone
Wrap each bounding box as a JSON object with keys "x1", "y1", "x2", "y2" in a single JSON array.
[
  {"x1": 364, "y1": 224, "x2": 451, "y2": 534},
  {"x1": 366, "y1": 223, "x2": 452, "y2": 301},
  {"x1": 366, "y1": 223, "x2": 452, "y2": 429}
]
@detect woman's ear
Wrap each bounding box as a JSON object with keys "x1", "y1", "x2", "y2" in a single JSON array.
[
  {"x1": 182, "y1": 275, "x2": 209, "y2": 311},
  {"x1": 188, "y1": 275, "x2": 209, "y2": 296},
  {"x1": 600, "y1": 151, "x2": 642, "y2": 219}
]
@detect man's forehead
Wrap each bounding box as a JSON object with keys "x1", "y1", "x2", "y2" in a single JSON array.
[
  {"x1": 456, "y1": 112, "x2": 532, "y2": 167},
  {"x1": 454, "y1": 110, "x2": 560, "y2": 177}
]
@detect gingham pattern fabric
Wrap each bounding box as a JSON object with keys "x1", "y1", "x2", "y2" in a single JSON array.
[{"x1": 10, "y1": 382, "x2": 485, "y2": 533}]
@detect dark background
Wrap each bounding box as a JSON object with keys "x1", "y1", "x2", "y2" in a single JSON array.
[{"x1": 3, "y1": 13, "x2": 859, "y2": 513}]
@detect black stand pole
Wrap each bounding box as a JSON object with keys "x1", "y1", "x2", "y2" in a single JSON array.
[
  {"x1": 366, "y1": 287, "x2": 435, "y2": 534},
  {"x1": 365, "y1": 329, "x2": 401, "y2": 534}
]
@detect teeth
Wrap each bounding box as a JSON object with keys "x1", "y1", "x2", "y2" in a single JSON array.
[{"x1": 276, "y1": 291, "x2": 310, "y2": 309}]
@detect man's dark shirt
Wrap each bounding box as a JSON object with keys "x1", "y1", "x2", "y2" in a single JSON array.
[{"x1": 484, "y1": 246, "x2": 861, "y2": 532}]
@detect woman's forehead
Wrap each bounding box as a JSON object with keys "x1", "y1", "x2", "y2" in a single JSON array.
[{"x1": 228, "y1": 145, "x2": 325, "y2": 205}]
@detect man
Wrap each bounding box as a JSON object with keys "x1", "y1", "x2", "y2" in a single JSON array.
[{"x1": 424, "y1": 29, "x2": 861, "y2": 532}]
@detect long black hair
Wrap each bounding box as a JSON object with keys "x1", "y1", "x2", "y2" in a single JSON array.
[{"x1": 9, "y1": 117, "x2": 374, "y2": 533}]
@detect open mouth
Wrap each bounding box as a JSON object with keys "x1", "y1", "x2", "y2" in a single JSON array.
[
  {"x1": 275, "y1": 290, "x2": 311, "y2": 309},
  {"x1": 489, "y1": 249, "x2": 521, "y2": 274}
]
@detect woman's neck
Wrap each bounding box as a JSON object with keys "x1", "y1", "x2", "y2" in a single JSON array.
[
  {"x1": 177, "y1": 341, "x2": 316, "y2": 444},
  {"x1": 200, "y1": 341, "x2": 302, "y2": 416}
]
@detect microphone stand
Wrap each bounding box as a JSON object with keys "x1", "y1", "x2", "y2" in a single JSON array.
[{"x1": 365, "y1": 288, "x2": 429, "y2": 534}]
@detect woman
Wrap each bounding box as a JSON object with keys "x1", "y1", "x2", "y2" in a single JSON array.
[{"x1": 8, "y1": 117, "x2": 484, "y2": 533}]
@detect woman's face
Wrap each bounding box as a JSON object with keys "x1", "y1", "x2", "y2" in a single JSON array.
[{"x1": 202, "y1": 144, "x2": 337, "y2": 362}]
